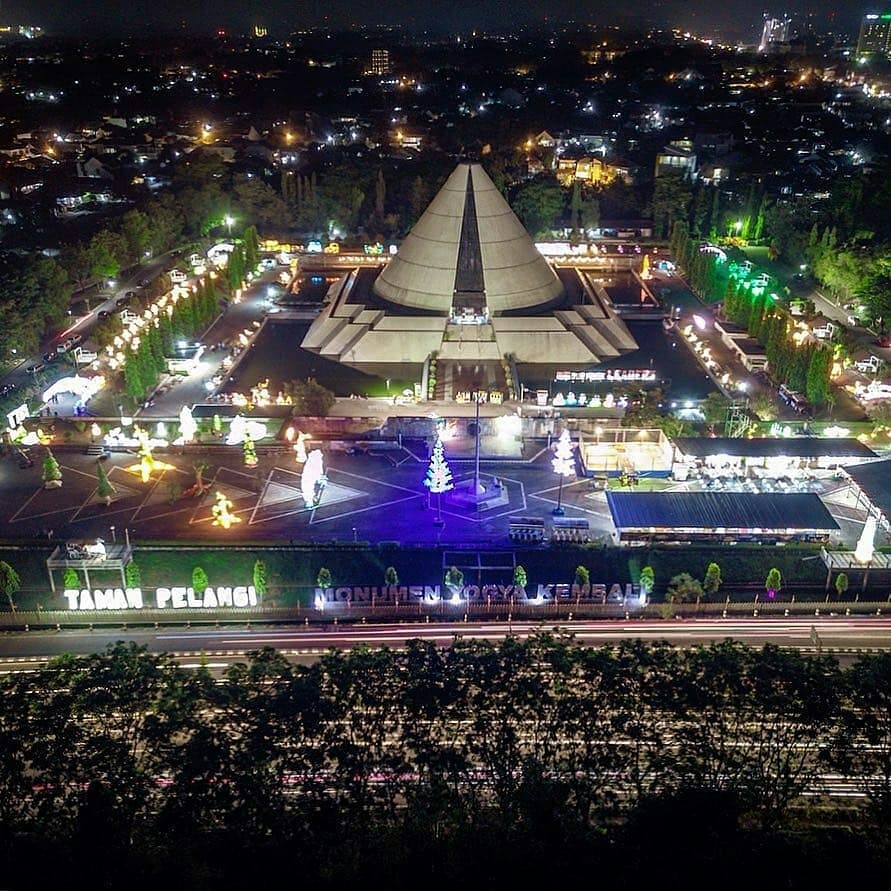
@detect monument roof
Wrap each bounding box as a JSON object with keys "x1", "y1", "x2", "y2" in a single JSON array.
[{"x1": 372, "y1": 163, "x2": 564, "y2": 314}]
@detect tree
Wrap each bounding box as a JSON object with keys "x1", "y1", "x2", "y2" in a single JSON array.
[
  {"x1": 806, "y1": 346, "x2": 832, "y2": 407},
  {"x1": 87, "y1": 230, "x2": 127, "y2": 282},
  {"x1": 574, "y1": 565, "x2": 590, "y2": 588},
  {"x1": 120, "y1": 209, "x2": 152, "y2": 262},
  {"x1": 835, "y1": 572, "x2": 849, "y2": 600},
  {"x1": 551, "y1": 429, "x2": 575, "y2": 514},
  {"x1": 242, "y1": 225, "x2": 260, "y2": 273},
  {"x1": 95, "y1": 460, "x2": 116, "y2": 506},
  {"x1": 125, "y1": 562, "x2": 142, "y2": 588},
  {"x1": 444, "y1": 566, "x2": 464, "y2": 588},
  {"x1": 513, "y1": 565, "x2": 527, "y2": 589},
  {"x1": 316, "y1": 567, "x2": 332, "y2": 589},
  {"x1": 701, "y1": 392, "x2": 730, "y2": 432},
  {"x1": 652, "y1": 172, "x2": 693, "y2": 239},
  {"x1": 291, "y1": 379, "x2": 336, "y2": 416},
  {"x1": 511, "y1": 174, "x2": 564, "y2": 236},
  {"x1": 640, "y1": 565, "x2": 655, "y2": 599},
  {"x1": 227, "y1": 244, "x2": 245, "y2": 291},
  {"x1": 384, "y1": 566, "x2": 399, "y2": 586},
  {"x1": 42, "y1": 449, "x2": 62, "y2": 488},
  {"x1": 703, "y1": 562, "x2": 722, "y2": 598},
  {"x1": 192, "y1": 566, "x2": 209, "y2": 592},
  {"x1": 63, "y1": 568, "x2": 79, "y2": 589},
  {"x1": 0, "y1": 561, "x2": 20, "y2": 611},
  {"x1": 123, "y1": 353, "x2": 145, "y2": 402},
  {"x1": 765, "y1": 568, "x2": 782, "y2": 600},
  {"x1": 424, "y1": 434, "x2": 453, "y2": 523},
  {"x1": 667, "y1": 572, "x2": 704, "y2": 603},
  {"x1": 831, "y1": 652, "x2": 891, "y2": 823},
  {"x1": 253, "y1": 559, "x2": 268, "y2": 597}
]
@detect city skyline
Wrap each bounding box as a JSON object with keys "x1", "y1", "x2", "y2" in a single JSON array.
[{"x1": 0, "y1": 0, "x2": 861, "y2": 37}]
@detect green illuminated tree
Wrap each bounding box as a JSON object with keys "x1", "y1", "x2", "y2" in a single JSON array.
[
  {"x1": 192, "y1": 566, "x2": 209, "y2": 592},
  {"x1": 765, "y1": 567, "x2": 782, "y2": 599},
  {"x1": 384, "y1": 566, "x2": 399, "y2": 586},
  {"x1": 228, "y1": 243, "x2": 245, "y2": 291},
  {"x1": 252, "y1": 559, "x2": 268, "y2": 597},
  {"x1": 513, "y1": 565, "x2": 527, "y2": 589},
  {"x1": 444, "y1": 566, "x2": 464, "y2": 588},
  {"x1": 640, "y1": 565, "x2": 655, "y2": 599},
  {"x1": 242, "y1": 225, "x2": 260, "y2": 272},
  {"x1": 125, "y1": 562, "x2": 142, "y2": 588},
  {"x1": 316, "y1": 567, "x2": 332, "y2": 588},
  {"x1": 95, "y1": 460, "x2": 116, "y2": 505},
  {"x1": 63, "y1": 568, "x2": 79, "y2": 589},
  {"x1": 703, "y1": 562, "x2": 722, "y2": 597},
  {"x1": 835, "y1": 572, "x2": 849, "y2": 600},
  {"x1": 42, "y1": 449, "x2": 62, "y2": 488},
  {"x1": 0, "y1": 561, "x2": 21, "y2": 611}
]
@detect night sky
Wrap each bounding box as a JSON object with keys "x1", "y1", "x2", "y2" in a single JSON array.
[{"x1": 3, "y1": 0, "x2": 860, "y2": 37}]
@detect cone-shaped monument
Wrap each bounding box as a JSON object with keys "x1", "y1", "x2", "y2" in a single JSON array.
[{"x1": 301, "y1": 161, "x2": 638, "y2": 388}]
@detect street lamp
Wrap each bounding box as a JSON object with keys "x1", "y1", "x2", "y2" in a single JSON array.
[{"x1": 224, "y1": 214, "x2": 234, "y2": 237}]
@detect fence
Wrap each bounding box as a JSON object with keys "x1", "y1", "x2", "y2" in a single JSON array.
[{"x1": 3, "y1": 598, "x2": 890, "y2": 632}]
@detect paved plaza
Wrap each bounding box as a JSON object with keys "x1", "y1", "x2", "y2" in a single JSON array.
[{"x1": 0, "y1": 446, "x2": 625, "y2": 545}]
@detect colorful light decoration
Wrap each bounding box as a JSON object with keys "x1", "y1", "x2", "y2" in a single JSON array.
[
  {"x1": 211, "y1": 491, "x2": 241, "y2": 529},
  {"x1": 301, "y1": 449, "x2": 327, "y2": 507},
  {"x1": 243, "y1": 435, "x2": 258, "y2": 467},
  {"x1": 293, "y1": 431, "x2": 309, "y2": 463},
  {"x1": 226, "y1": 414, "x2": 268, "y2": 445},
  {"x1": 178, "y1": 405, "x2": 197, "y2": 444},
  {"x1": 551, "y1": 429, "x2": 575, "y2": 516},
  {"x1": 424, "y1": 434, "x2": 454, "y2": 524},
  {"x1": 125, "y1": 427, "x2": 175, "y2": 483}
]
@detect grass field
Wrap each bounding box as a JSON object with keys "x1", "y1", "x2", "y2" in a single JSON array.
[{"x1": 0, "y1": 539, "x2": 837, "y2": 612}]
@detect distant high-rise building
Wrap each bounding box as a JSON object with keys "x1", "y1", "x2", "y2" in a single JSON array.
[
  {"x1": 758, "y1": 13, "x2": 791, "y2": 53},
  {"x1": 857, "y1": 13, "x2": 891, "y2": 58},
  {"x1": 369, "y1": 49, "x2": 391, "y2": 76}
]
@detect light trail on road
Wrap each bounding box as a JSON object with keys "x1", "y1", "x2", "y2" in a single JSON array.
[{"x1": 2, "y1": 616, "x2": 891, "y2": 671}]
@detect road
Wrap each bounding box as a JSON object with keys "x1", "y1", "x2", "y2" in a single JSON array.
[
  {"x1": 1, "y1": 616, "x2": 890, "y2": 670},
  {"x1": 0, "y1": 248, "x2": 181, "y2": 410}
]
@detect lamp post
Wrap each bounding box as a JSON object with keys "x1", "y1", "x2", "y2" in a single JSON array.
[{"x1": 224, "y1": 214, "x2": 234, "y2": 237}]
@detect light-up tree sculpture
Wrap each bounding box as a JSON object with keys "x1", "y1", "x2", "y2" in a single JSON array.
[
  {"x1": 424, "y1": 434, "x2": 454, "y2": 525},
  {"x1": 42, "y1": 449, "x2": 62, "y2": 489},
  {"x1": 243, "y1": 435, "x2": 258, "y2": 467},
  {"x1": 551, "y1": 428, "x2": 575, "y2": 516},
  {"x1": 96, "y1": 460, "x2": 116, "y2": 506},
  {"x1": 301, "y1": 450, "x2": 327, "y2": 507},
  {"x1": 293, "y1": 431, "x2": 309, "y2": 464},
  {"x1": 126, "y1": 427, "x2": 174, "y2": 483},
  {"x1": 211, "y1": 491, "x2": 241, "y2": 529},
  {"x1": 179, "y1": 405, "x2": 197, "y2": 444}
]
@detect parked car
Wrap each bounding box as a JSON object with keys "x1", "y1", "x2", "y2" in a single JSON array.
[
  {"x1": 878, "y1": 335, "x2": 891, "y2": 348},
  {"x1": 115, "y1": 296, "x2": 131, "y2": 308},
  {"x1": 97, "y1": 309, "x2": 110, "y2": 319},
  {"x1": 27, "y1": 363, "x2": 45, "y2": 374}
]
